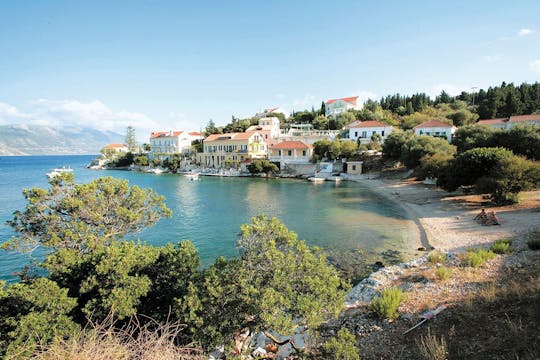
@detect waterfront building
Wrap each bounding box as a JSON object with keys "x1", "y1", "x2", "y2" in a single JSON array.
[
  {"x1": 414, "y1": 120, "x2": 457, "y2": 142},
  {"x1": 477, "y1": 114, "x2": 540, "y2": 129},
  {"x1": 348, "y1": 120, "x2": 394, "y2": 143},
  {"x1": 268, "y1": 141, "x2": 313, "y2": 168},
  {"x1": 101, "y1": 143, "x2": 129, "y2": 154},
  {"x1": 199, "y1": 131, "x2": 267, "y2": 168},
  {"x1": 149, "y1": 131, "x2": 204, "y2": 157},
  {"x1": 325, "y1": 96, "x2": 361, "y2": 117},
  {"x1": 245, "y1": 116, "x2": 282, "y2": 141}
]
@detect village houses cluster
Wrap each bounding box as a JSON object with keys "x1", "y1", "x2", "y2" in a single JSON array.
[{"x1": 103, "y1": 96, "x2": 540, "y2": 174}]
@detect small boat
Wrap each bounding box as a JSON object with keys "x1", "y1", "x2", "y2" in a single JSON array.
[
  {"x1": 46, "y1": 166, "x2": 74, "y2": 179},
  {"x1": 146, "y1": 168, "x2": 165, "y2": 174},
  {"x1": 307, "y1": 177, "x2": 326, "y2": 183},
  {"x1": 184, "y1": 173, "x2": 200, "y2": 181}
]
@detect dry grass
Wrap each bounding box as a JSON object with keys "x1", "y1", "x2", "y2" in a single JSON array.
[
  {"x1": 30, "y1": 316, "x2": 204, "y2": 360},
  {"x1": 416, "y1": 328, "x2": 448, "y2": 360}
]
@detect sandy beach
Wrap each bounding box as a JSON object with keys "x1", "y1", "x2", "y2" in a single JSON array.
[{"x1": 361, "y1": 177, "x2": 540, "y2": 253}]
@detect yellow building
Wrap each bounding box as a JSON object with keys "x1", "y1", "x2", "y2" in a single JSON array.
[{"x1": 199, "y1": 131, "x2": 267, "y2": 168}]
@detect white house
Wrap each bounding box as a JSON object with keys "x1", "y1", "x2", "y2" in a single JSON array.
[
  {"x1": 477, "y1": 114, "x2": 540, "y2": 129},
  {"x1": 268, "y1": 141, "x2": 313, "y2": 167},
  {"x1": 101, "y1": 143, "x2": 129, "y2": 154},
  {"x1": 414, "y1": 120, "x2": 457, "y2": 142},
  {"x1": 246, "y1": 117, "x2": 282, "y2": 141},
  {"x1": 150, "y1": 131, "x2": 204, "y2": 156},
  {"x1": 325, "y1": 96, "x2": 361, "y2": 117},
  {"x1": 255, "y1": 107, "x2": 290, "y2": 119},
  {"x1": 348, "y1": 120, "x2": 394, "y2": 143},
  {"x1": 476, "y1": 118, "x2": 508, "y2": 129}
]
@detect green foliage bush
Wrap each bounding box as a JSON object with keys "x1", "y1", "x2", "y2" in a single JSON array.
[
  {"x1": 490, "y1": 239, "x2": 512, "y2": 254},
  {"x1": 441, "y1": 147, "x2": 514, "y2": 192},
  {"x1": 369, "y1": 287, "x2": 407, "y2": 320},
  {"x1": 427, "y1": 251, "x2": 447, "y2": 264},
  {"x1": 400, "y1": 135, "x2": 456, "y2": 169},
  {"x1": 476, "y1": 155, "x2": 540, "y2": 204},
  {"x1": 461, "y1": 249, "x2": 496, "y2": 268},
  {"x1": 321, "y1": 328, "x2": 360, "y2": 360},
  {"x1": 418, "y1": 153, "x2": 454, "y2": 180},
  {"x1": 526, "y1": 229, "x2": 540, "y2": 250},
  {"x1": 247, "y1": 159, "x2": 279, "y2": 175},
  {"x1": 435, "y1": 266, "x2": 453, "y2": 281}
]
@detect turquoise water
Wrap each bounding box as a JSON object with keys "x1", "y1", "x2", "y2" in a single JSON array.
[{"x1": 0, "y1": 155, "x2": 415, "y2": 282}]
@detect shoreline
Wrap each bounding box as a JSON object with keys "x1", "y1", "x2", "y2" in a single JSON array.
[{"x1": 357, "y1": 176, "x2": 540, "y2": 253}]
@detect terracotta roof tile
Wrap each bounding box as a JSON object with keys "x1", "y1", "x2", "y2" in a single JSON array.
[
  {"x1": 104, "y1": 143, "x2": 127, "y2": 148},
  {"x1": 204, "y1": 131, "x2": 262, "y2": 142},
  {"x1": 326, "y1": 96, "x2": 359, "y2": 105},
  {"x1": 477, "y1": 118, "x2": 508, "y2": 124},
  {"x1": 349, "y1": 120, "x2": 391, "y2": 128},
  {"x1": 269, "y1": 141, "x2": 312, "y2": 150},
  {"x1": 150, "y1": 131, "x2": 184, "y2": 138},
  {"x1": 508, "y1": 114, "x2": 540, "y2": 122},
  {"x1": 414, "y1": 120, "x2": 455, "y2": 129}
]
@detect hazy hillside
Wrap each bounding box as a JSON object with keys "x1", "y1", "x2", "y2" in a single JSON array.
[{"x1": 0, "y1": 124, "x2": 123, "y2": 155}]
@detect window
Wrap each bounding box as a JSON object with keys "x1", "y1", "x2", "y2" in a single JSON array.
[
  {"x1": 352, "y1": 165, "x2": 356, "y2": 171},
  {"x1": 361, "y1": 131, "x2": 367, "y2": 138},
  {"x1": 278, "y1": 150, "x2": 282, "y2": 156},
  {"x1": 354, "y1": 131, "x2": 358, "y2": 137},
  {"x1": 302, "y1": 150, "x2": 306, "y2": 156},
  {"x1": 288, "y1": 150, "x2": 292, "y2": 156},
  {"x1": 381, "y1": 130, "x2": 385, "y2": 136}
]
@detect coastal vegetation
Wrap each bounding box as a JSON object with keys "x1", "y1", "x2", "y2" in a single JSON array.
[{"x1": 0, "y1": 176, "x2": 348, "y2": 358}]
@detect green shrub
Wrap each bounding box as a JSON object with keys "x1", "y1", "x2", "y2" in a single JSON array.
[
  {"x1": 527, "y1": 239, "x2": 540, "y2": 250},
  {"x1": 490, "y1": 239, "x2": 512, "y2": 254},
  {"x1": 435, "y1": 266, "x2": 453, "y2": 281},
  {"x1": 321, "y1": 328, "x2": 360, "y2": 360},
  {"x1": 526, "y1": 229, "x2": 540, "y2": 250},
  {"x1": 461, "y1": 249, "x2": 496, "y2": 268},
  {"x1": 369, "y1": 287, "x2": 407, "y2": 320},
  {"x1": 427, "y1": 251, "x2": 446, "y2": 264}
]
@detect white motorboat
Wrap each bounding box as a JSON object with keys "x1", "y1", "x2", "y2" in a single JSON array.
[{"x1": 184, "y1": 173, "x2": 200, "y2": 181}]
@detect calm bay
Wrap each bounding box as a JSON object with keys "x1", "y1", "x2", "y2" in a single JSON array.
[{"x1": 0, "y1": 155, "x2": 416, "y2": 282}]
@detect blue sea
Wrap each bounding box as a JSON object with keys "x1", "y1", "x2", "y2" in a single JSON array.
[{"x1": 0, "y1": 155, "x2": 416, "y2": 282}]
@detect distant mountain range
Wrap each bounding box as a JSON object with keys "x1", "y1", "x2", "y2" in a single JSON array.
[{"x1": 0, "y1": 124, "x2": 123, "y2": 155}]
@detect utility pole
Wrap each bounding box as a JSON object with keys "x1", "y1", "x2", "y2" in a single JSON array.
[{"x1": 471, "y1": 87, "x2": 478, "y2": 106}]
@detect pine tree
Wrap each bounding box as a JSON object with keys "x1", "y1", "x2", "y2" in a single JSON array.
[{"x1": 125, "y1": 126, "x2": 137, "y2": 152}]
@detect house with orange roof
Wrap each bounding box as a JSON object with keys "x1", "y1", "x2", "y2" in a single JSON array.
[
  {"x1": 246, "y1": 117, "x2": 281, "y2": 141},
  {"x1": 476, "y1": 118, "x2": 508, "y2": 130},
  {"x1": 414, "y1": 120, "x2": 457, "y2": 142},
  {"x1": 101, "y1": 143, "x2": 129, "y2": 154},
  {"x1": 268, "y1": 141, "x2": 313, "y2": 168},
  {"x1": 255, "y1": 107, "x2": 290, "y2": 119},
  {"x1": 325, "y1": 96, "x2": 362, "y2": 117},
  {"x1": 477, "y1": 114, "x2": 540, "y2": 129},
  {"x1": 199, "y1": 131, "x2": 267, "y2": 168},
  {"x1": 149, "y1": 130, "x2": 203, "y2": 156},
  {"x1": 348, "y1": 120, "x2": 394, "y2": 144}
]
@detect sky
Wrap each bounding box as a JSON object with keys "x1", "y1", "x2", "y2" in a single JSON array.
[{"x1": 1, "y1": 0, "x2": 539, "y2": 141}]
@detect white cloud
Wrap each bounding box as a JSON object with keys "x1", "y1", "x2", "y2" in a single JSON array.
[
  {"x1": 291, "y1": 93, "x2": 316, "y2": 110},
  {"x1": 0, "y1": 102, "x2": 29, "y2": 124},
  {"x1": 0, "y1": 99, "x2": 162, "y2": 141},
  {"x1": 530, "y1": 59, "x2": 540, "y2": 73},
  {"x1": 482, "y1": 55, "x2": 500, "y2": 63},
  {"x1": 351, "y1": 90, "x2": 378, "y2": 105},
  {"x1": 518, "y1": 28, "x2": 534, "y2": 36}
]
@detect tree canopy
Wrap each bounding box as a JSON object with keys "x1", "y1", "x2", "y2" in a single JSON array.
[{"x1": 4, "y1": 174, "x2": 172, "y2": 253}]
